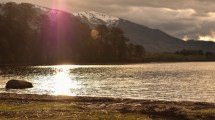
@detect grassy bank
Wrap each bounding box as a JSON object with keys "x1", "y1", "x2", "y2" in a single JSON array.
[{"x1": 0, "y1": 93, "x2": 215, "y2": 120}]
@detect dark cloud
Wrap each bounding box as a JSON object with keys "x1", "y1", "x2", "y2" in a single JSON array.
[{"x1": 1, "y1": 0, "x2": 215, "y2": 41}]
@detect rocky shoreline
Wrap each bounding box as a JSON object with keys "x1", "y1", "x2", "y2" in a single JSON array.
[{"x1": 0, "y1": 93, "x2": 215, "y2": 120}]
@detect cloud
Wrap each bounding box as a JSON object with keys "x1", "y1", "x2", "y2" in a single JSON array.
[{"x1": 1, "y1": 0, "x2": 215, "y2": 41}]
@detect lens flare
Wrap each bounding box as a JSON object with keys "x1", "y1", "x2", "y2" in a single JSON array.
[
  {"x1": 91, "y1": 29, "x2": 99, "y2": 40},
  {"x1": 50, "y1": 0, "x2": 69, "y2": 12}
]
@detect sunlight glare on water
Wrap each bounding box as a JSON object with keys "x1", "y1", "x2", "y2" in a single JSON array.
[{"x1": 51, "y1": 65, "x2": 80, "y2": 96}]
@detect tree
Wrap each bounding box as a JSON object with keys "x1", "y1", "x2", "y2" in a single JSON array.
[
  {"x1": 175, "y1": 49, "x2": 204, "y2": 56},
  {"x1": 128, "y1": 43, "x2": 135, "y2": 57},
  {"x1": 134, "y1": 45, "x2": 145, "y2": 58}
]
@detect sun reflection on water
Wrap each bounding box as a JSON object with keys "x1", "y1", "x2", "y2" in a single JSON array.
[{"x1": 52, "y1": 65, "x2": 80, "y2": 96}]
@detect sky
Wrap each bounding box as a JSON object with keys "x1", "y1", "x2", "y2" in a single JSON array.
[{"x1": 1, "y1": 0, "x2": 215, "y2": 41}]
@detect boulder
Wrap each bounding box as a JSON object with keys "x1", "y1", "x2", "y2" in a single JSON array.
[{"x1": 5, "y1": 80, "x2": 33, "y2": 89}]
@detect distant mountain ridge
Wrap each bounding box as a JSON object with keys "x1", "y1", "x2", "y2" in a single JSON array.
[
  {"x1": 1, "y1": 2, "x2": 215, "y2": 53},
  {"x1": 74, "y1": 11, "x2": 215, "y2": 53}
]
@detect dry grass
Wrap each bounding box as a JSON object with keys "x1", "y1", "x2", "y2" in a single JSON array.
[{"x1": 0, "y1": 93, "x2": 214, "y2": 120}]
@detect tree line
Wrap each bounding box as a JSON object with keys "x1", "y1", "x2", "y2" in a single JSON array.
[{"x1": 175, "y1": 49, "x2": 214, "y2": 56}]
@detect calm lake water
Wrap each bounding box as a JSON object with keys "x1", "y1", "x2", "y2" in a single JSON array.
[{"x1": 0, "y1": 62, "x2": 215, "y2": 103}]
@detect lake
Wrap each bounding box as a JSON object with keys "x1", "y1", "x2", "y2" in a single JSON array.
[{"x1": 0, "y1": 62, "x2": 215, "y2": 103}]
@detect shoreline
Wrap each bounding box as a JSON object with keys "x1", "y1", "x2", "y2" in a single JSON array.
[
  {"x1": 0, "y1": 93, "x2": 214, "y2": 120},
  {"x1": 0, "y1": 93, "x2": 214, "y2": 104},
  {"x1": 1, "y1": 61, "x2": 215, "y2": 67}
]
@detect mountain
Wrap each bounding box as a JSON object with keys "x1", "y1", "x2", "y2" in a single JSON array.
[
  {"x1": 0, "y1": 2, "x2": 146, "y2": 64},
  {"x1": 73, "y1": 11, "x2": 120, "y2": 27},
  {"x1": 73, "y1": 11, "x2": 215, "y2": 53},
  {"x1": 186, "y1": 40, "x2": 215, "y2": 52}
]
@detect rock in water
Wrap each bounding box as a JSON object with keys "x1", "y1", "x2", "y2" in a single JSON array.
[{"x1": 5, "y1": 80, "x2": 33, "y2": 89}]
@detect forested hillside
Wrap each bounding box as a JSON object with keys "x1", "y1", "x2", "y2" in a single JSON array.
[{"x1": 0, "y1": 2, "x2": 145, "y2": 65}]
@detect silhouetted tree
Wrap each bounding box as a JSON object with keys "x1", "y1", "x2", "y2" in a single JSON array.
[
  {"x1": 175, "y1": 49, "x2": 204, "y2": 56},
  {"x1": 134, "y1": 45, "x2": 145, "y2": 58},
  {"x1": 205, "y1": 52, "x2": 214, "y2": 56}
]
